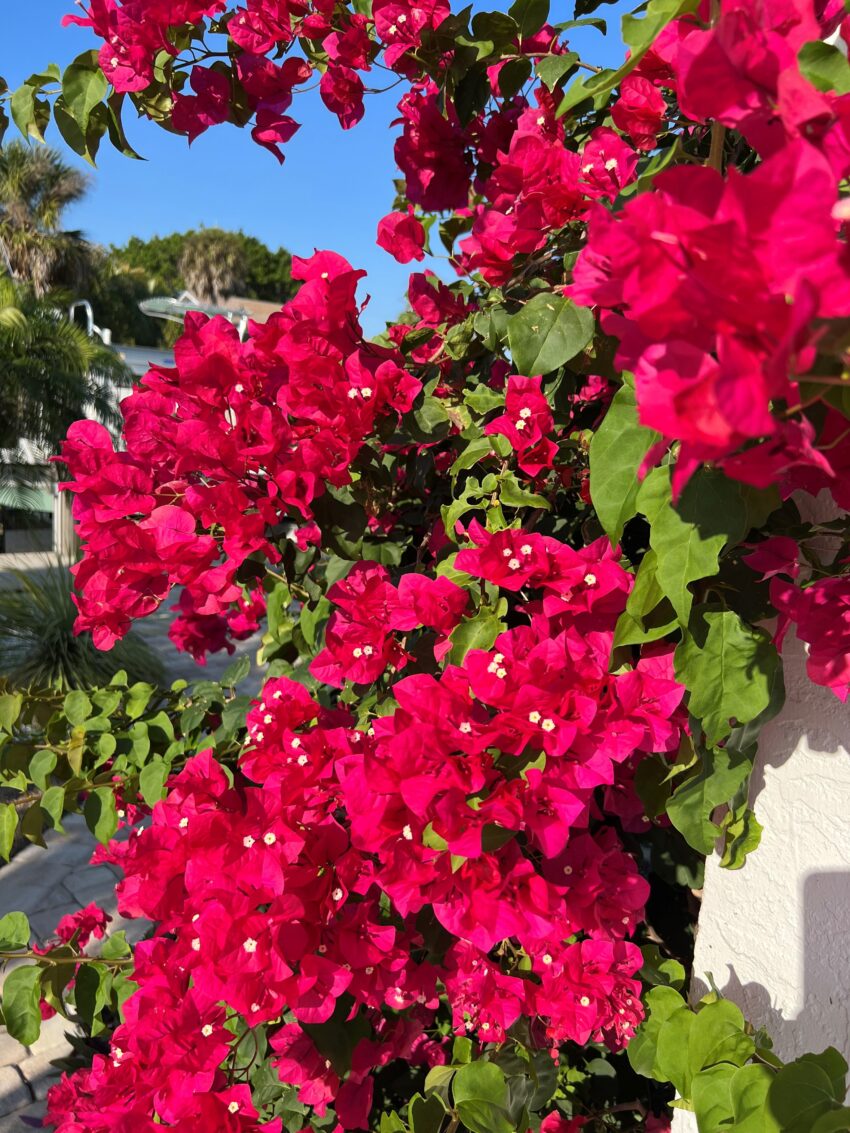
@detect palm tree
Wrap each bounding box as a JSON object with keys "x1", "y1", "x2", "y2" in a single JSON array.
[
  {"x1": 0, "y1": 277, "x2": 125, "y2": 464},
  {"x1": 177, "y1": 227, "x2": 248, "y2": 305},
  {"x1": 0, "y1": 142, "x2": 94, "y2": 296}
]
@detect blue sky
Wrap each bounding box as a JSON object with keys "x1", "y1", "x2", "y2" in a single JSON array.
[{"x1": 3, "y1": 1, "x2": 629, "y2": 335}]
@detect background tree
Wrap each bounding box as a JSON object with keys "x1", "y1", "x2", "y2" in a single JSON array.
[
  {"x1": 0, "y1": 276, "x2": 125, "y2": 465},
  {"x1": 111, "y1": 227, "x2": 296, "y2": 304},
  {"x1": 0, "y1": 141, "x2": 94, "y2": 296},
  {"x1": 85, "y1": 251, "x2": 166, "y2": 348},
  {"x1": 94, "y1": 228, "x2": 298, "y2": 344},
  {"x1": 177, "y1": 227, "x2": 247, "y2": 305}
]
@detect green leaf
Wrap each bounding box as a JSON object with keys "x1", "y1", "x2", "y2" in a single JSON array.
[
  {"x1": 74, "y1": 962, "x2": 111, "y2": 1034},
  {"x1": 692, "y1": 1063, "x2": 737, "y2": 1132},
  {"x1": 84, "y1": 788, "x2": 119, "y2": 844},
  {"x1": 688, "y1": 999, "x2": 754, "y2": 1077},
  {"x1": 769, "y1": 1058, "x2": 844, "y2": 1133},
  {"x1": 654, "y1": 1006, "x2": 695, "y2": 1096},
  {"x1": 729, "y1": 1064, "x2": 781, "y2": 1133},
  {"x1": 0, "y1": 803, "x2": 17, "y2": 862},
  {"x1": 811, "y1": 1110, "x2": 850, "y2": 1133},
  {"x1": 675, "y1": 609, "x2": 783, "y2": 745},
  {"x1": 649, "y1": 467, "x2": 749, "y2": 627},
  {"x1": 61, "y1": 51, "x2": 108, "y2": 134},
  {"x1": 29, "y1": 749, "x2": 57, "y2": 791},
  {"x1": 800, "y1": 1050, "x2": 849, "y2": 1102},
  {"x1": 424, "y1": 1064, "x2": 456, "y2": 1096},
  {"x1": 20, "y1": 800, "x2": 45, "y2": 848},
  {"x1": 506, "y1": 293, "x2": 594, "y2": 376},
  {"x1": 613, "y1": 551, "x2": 677, "y2": 647},
  {"x1": 497, "y1": 57, "x2": 533, "y2": 99},
  {"x1": 650, "y1": 998, "x2": 754, "y2": 1101},
  {"x1": 0, "y1": 692, "x2": 22, "y2": 733},
  {"x1": 101, "y1": 931, "x2": 131, "y2": 961},
  {"x1": 640, "y1": 944, "x2": 686, "y2": 990},
  {"x1": 53, "y1": 95, "x2": 106, "y2": 165},
  {"x1": 104, "y1": 91, "x2": 144, "y2": 160},
  {"x1": 451, "y1": 436, "x2": 495, "y2": 477},
  {"x1": 536, "y1": 52, "x2": 579, "y2": 90},
  {"x1": 0, "y1": 912, "x2": 30, "y2": 951},
  {"x1": 2, "y1": 965, "x2": 42, "y2": 1046},
  {"x1": 508, "y1": 0, "x2": 549, "y2": 37},
  {"x1": 628, "y1": 986, "x2": 688, "y2": 1080},
  {"x1": 413, "y1": 394, "x2": 453, "y2": 440},
  {"x1": 666, "y1": 746, "x2": 753, "y2": 856},
  {"x1": 589, "y1": 378, "x2": 660, "y2": 544},
  {"x1": 499, "y1": 473, "x2": 550, "y2": 511},
  {"x1": 453, "y1": 1061, "x2": 509, "y2": 1107},
  {"x1": 220, "y1": 652, "x2": 251, "y2": 687},
  {"x1": 380, "y1": 1114, "x2": 407, "y2": 1133},
  {"x1": 799, "y1": 41, "x2": 850, "y2": 93},
  {"x1": 449, "y1": 608, "x2": 505, "y2": 665},
  {"x1": 453, "y1": 1036, "x2": 474, "y2": 1064},
  {"x1": 300, "y1": 597, "x2": 331, "y2": 650},
  {"x1": 719, "y1": 805, "x2": 763, "y2": 870},
  {"x1": 40, "y1": 785, "x2": 66, "y2": 833},
  {"x1": 139, "y1": 759, "x2": 170, "y2": 808},
  {"x1": 125, "y1": 682, "x2": 154, "y2": 720},
  {"x1": 10, "y1": 82, "x2": 41, "y2": 141},
  {"x1": 408, "y1": 1092, "x2": 446, "y2": 1133},
  {"x1": 455, "y1": 1099, "x2": 515, "y2": 1133},
  {"x1": 63, "y1": 690, "x2": 92, "y2": 727},
  {"x1": 464, "y1": 386, "x2": 505, "y2": 415}
]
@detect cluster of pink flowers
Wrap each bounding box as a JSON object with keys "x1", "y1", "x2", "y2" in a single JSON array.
[
  {"x1": 567, "y1": 0, "x2": 850, "y2": 698},
  {"x1": 458, "y1": 101, "x2": 642, "y2": 285},
  {"x1": 169, "y1": 585, "x2": 267, "y2": 664},
  {"x1": 64, "y1": 0, "x2": 459, "y2": 161},
  {"x1": 47, "y1": 521, "x2": 685, "y2": 1130},
  {"x1": 571, "y1": 0, "x2": 850, "y2": 492},
  {"x1": 63, "y1": 1, "x2": 226, "y2": 94},
  {"x1": 40, "y1": 0, "x2": 850, "y2": 1127},
  {"x1": 59, "y1": 251, "x2": 419, "y2": 656}
]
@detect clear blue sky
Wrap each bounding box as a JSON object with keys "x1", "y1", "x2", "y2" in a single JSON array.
[{"x1": 3, "y1": 1, "x2": 629, "y2": 335}]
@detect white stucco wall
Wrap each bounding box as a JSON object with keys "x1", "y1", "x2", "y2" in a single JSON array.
[{"x1": 672, "y1": 632, "x2": 850, "y2": 1131}]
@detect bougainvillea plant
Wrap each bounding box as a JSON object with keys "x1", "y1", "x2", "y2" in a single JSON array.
[{"x1": 2, "y1": 0, "x2": 850, "y2": 1130}]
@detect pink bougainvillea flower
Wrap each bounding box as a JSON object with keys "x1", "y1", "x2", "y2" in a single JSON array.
[
  {"x1": 611, "y1": 74, "x2": 667, "y2": 152},
  {"x1": 377, "y1": 207, "x2": 427, "y2": 263},
  {"x1": 320, "y1": 65, "x2": 366, "y2": 129}
]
